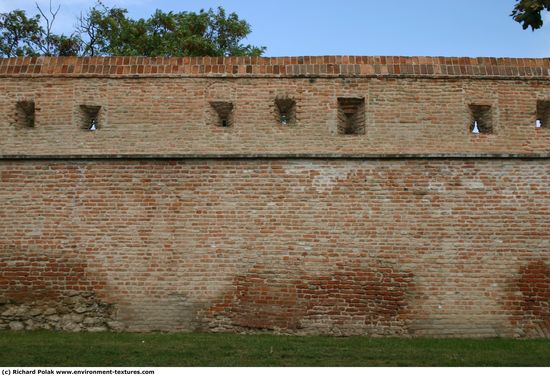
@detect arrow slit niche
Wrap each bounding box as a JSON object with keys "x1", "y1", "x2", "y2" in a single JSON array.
[{"x1": 210, "y1": 101, "x2": 234, "y2": 128}]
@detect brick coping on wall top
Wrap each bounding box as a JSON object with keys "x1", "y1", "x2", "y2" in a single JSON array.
[{"x1": 1, "y1": 56, "x2": 550, "y2": 79}]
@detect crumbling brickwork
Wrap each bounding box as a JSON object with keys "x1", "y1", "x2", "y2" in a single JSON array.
[{"x1": 0, "y1": 56, "x2": 549, "y2": 337}]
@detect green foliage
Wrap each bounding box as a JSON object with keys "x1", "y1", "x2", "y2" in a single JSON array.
[
  {"x1": 0, "y1": 10, "x2": 42, "y2": 57},
  {"x1": 0, "y1": 332, "x2": 549, "y2": 366},
  {"x1": 48, "y1": 34, "x2": 82, "y2": 56},
  {"x1": 0, "y1": 2, "x2": 82, "y2": 57},
  {"x1": 0, "y1": 1, "x2": 265, "y2": 57},
  {"x1": 512, "y1": 0, "x2": 550, "y2": 30}
]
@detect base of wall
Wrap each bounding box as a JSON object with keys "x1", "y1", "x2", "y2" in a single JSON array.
[{"x1": 0, "y1": 291, "x2": 122, "y2": 332}]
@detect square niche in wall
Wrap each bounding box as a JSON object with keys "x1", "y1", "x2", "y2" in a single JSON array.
[
  {"x1": 337, "y1": 97, "x2": 365, "y2": 135},
  {"x1": 15, "y1": 100, "x2": 35, "y2": 128},
  {"x1": 79, "y1": 105, "x2": 101, "y2": 131},
  {"x1": 469, "y1": 104, "x2": 493, "y2": 134},
  {"x1": 275, "y1": 97, "x2": 296, "y2": 126},
  {"x1": 536, "y1": 100, "x2": 550, "y2": 129},
  {"x1": 209, "y1": 101, "x2": 234, "y2": 127}
]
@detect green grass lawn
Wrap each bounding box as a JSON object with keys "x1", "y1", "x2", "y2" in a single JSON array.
[{"x1": 0, "y1": 331, "x2": 548, "y2": 367}]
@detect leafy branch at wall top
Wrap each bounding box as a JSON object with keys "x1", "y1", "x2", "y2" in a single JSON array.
[{"x1": 512, "y1": 0, "x2": 550, "y2": 30}]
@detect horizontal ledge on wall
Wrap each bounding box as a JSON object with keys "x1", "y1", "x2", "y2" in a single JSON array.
[
  {"x1": 2, "y1": 153, "x2": 550, "y2": 160},
  {"x1": 2, "y1": 74, "x2": 550, "y2": 82}
]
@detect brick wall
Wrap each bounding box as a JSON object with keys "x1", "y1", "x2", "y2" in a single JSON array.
[
  {"x1": 0, "y1": 57, "x2": 549, "y2": 337},
  {"x1": 0, "y1": 56, "x2": 549, "y2": 157}
]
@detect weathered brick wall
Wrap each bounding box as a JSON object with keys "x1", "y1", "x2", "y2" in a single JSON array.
[
  {"x1": 1, "y1": 159, "x2": 548, "y2": 337},
  {"x1": 0, "y1": 57, "x2": 549, "y2": 337},
  {"x1": 1, "y1": 56, "x2": 550, "y2": 157}
]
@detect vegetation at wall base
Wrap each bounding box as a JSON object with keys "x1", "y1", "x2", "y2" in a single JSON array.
[{"x1": 0, "y1": 331, "x2": 549, "y2": 367}]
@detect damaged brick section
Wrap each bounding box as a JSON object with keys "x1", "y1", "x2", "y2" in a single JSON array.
[
  {"x1": 0, "y1": 291, "x2": 122, "y2": 332},
  {"x1": 0, "y1": 246, "x2": 122, "y2": 332},
  {"x1": 204, "y1": 260, "x2": 414, "y2": 335},
  {"x1": 506, "y1": 260, "x2": 550, "y2": 338}
]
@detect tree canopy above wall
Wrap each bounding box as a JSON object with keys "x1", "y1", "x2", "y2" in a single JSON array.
[
  {"x1": 0, "y1": 1, "x2": 265, "y2": 57},
  {"x1": 2, "y1": 1, "x2": 548, "y2": 58},
  {"x1": 512, "y1": 0, "x2": 550, "y2": 30}
]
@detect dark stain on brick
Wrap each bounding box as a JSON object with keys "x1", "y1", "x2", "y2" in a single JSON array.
[
  {"x1": 207, "y1": 265, "x2": 304, "y2": 330},
  {"x1": 506, "y1": 260, "x2": 550, "y2": 338},
  {"x1": 205, "y1": 260, "x2": 414, "y2": 334},
  {"x1": 299, "y1": 261, "x2": 414, "y2": 331},
  {"x1": 0, "y1": 245, "x2": 90, "y2": 303}
]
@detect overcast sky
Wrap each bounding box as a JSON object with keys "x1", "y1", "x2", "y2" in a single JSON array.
[{"x1": 1, "y1": 0, "x2": 550, "y2": 57}]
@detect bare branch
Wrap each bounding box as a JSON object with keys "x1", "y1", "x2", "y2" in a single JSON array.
[{"x1": 35, "y1": 0, "x2": 61, "y2": 55}]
